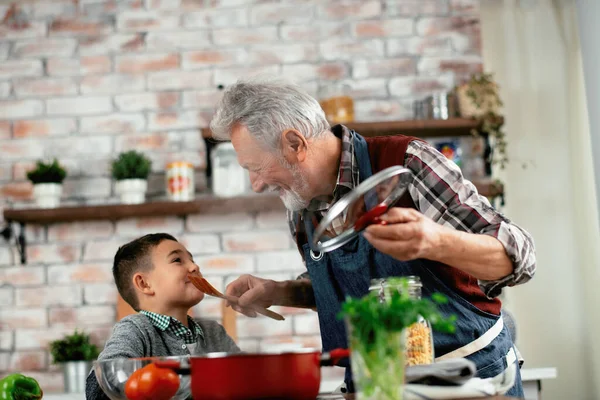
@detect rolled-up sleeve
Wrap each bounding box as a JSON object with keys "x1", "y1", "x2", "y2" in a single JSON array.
[{"x1": 404, "y1": 140, "x2": 537, "y2": 298}]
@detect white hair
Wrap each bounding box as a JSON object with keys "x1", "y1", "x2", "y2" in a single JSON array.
[{"x1": 209, "y1": 76, "x2": 330, "y2": 150}]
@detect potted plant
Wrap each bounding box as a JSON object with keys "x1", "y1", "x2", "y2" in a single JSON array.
[
  {"x1": 26, "y1": 158, "x2": 67, "y2": 209},
  {"x1": 340, "y1": 278, "x2": 456, "y2": 400},
  {"x1": 49, "y1": 329, "x2": 100, "y2": 393},
  {"x1": 111, "y1": 150, "x2": 152, "y2": 204}
]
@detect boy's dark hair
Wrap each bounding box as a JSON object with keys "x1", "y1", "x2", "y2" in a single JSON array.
[{"x1": 113, "y1": 233, "x2": 178, "y2": 311}]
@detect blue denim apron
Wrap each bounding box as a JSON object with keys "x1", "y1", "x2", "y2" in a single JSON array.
[{"x1": 301, "y1": 133, "x2": 523, "y2": 397}]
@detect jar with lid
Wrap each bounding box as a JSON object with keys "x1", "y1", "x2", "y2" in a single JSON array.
[
  {"x1": 319, "y1": 81, "x2": 354, "y2": 124},
  {"x1": 210, "y1": 142, "x2": 250, "y2": 197},
  {"x1": 369, "y1": 276, "x2": 435, "y2": 366}
]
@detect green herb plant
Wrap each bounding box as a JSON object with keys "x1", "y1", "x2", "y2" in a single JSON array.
[
  {"x1": 26, "y1": 159, "x2": 67, "y2": 184},
  {"x1": 111, "y1": 150, "x2": 152, "y2": 181},
  {"x1": 339, "y1": 278, "x2": 456, "y2": 400},
  {"x1": 49, "y1": 329, "x2": 100, "y2": 364}
]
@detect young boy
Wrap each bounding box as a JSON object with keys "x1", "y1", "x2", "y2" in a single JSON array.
[{"x1": 85, "y1": 233, "x2": 240, "y2": 400}]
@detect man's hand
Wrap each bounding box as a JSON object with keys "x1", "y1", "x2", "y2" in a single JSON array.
[
  {"x1": 225, "y1": 274, "x2": 280, "y2": 318},
  {"x1": 362, "y1": 207, "x2": 445, "y2": 261}
]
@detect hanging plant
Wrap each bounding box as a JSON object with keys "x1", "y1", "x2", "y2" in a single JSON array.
[{"x1": 456, "y1": 72, "x2": 508, "y2": 170}]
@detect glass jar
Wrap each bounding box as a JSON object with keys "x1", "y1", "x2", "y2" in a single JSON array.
[
  {"x1": 319, "y1": 82, "x2": 355, "y2": 124},
  {"x1": 210, "y1": 142, "x2": 250, "y2": 197},
  {"x1": 166, "y1": 161, "x2": 195, "y2": 202},
  {"x1": 369, "y1": 276, "x2": 435, "y2": 366}
]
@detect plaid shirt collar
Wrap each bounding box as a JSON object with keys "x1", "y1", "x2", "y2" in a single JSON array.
[
  {"x1": 306, "y1": 124, "x2": 359, "y2": 213},
  {"x1": 139, "y1": 310, "x2": 204, "y2": 345}
]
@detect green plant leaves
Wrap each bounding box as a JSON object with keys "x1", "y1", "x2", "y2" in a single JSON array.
[
  {"x1": 111, "y1": 150, "x2": 152, "y2": 181},
  {"x1": 26, "y1": 159, "x2": 67, "y2": 184},
  {"x1": 49, "y1": 329, "x2": 100, "y2": 363}
]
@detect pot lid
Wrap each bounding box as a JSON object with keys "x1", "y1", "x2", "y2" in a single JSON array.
[{"x1": 310, "y1": 166, "x2": 414, "y2": 253}]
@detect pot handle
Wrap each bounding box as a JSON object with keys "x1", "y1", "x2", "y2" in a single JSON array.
[
  {"x1": 320, "y1": 348, "x2": 351, "y2": 367},
  {"x1": 153, "y1": 360, "x2": 191, "y2": 375}
]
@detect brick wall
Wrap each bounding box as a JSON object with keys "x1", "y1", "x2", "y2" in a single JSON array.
[{"x1": 0, "y1": 0, "x2": 482, "y2": 392}]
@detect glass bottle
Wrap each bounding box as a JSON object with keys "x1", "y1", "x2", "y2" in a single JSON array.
[{"x1": 369, "y1": 276, "x2": 435, "y2": 366}]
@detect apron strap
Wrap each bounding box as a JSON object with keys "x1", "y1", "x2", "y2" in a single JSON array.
[{"x1": 435, "y1": 316, "x2": 504, "y2": 361}]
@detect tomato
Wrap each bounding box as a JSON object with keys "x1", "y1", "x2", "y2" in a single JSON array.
[{"x1": 125, "y1": 363, "x2": 180, "y2": 400}]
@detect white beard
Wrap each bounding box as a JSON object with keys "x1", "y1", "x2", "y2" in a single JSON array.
[{"x1": 271, "y1": 160, "x2": 310, "y2": 211}]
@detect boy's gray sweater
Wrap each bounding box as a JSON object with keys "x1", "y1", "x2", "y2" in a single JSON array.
[{"x1": 85, "y1": 314, "x2": 240, "y2": 400}]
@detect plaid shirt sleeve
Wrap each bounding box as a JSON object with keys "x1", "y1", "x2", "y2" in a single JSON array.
[{"x1": 405, "y1": 140, "x2": 536, "y2": 298}]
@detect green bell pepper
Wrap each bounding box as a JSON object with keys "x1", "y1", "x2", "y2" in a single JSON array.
[{"x1": 0, "y1": 373, "x2": 43, "y2": 400}]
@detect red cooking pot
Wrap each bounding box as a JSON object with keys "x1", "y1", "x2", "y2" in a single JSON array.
[{"x1": 155, "y1": 348, "x2": 349, "y2": 400}]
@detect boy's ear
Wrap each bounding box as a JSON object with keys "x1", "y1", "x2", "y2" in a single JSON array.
[{"x1": 132, "y1": 272, "x2": 154, "y2": 296}]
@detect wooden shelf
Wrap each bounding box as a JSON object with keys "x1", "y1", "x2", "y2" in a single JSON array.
[
  {"x1": 201, "y1": 118, "x2": 496, "y2": 139},
  {"x1": 3, "y1": 193, "x2": 285, "y2": 225}
]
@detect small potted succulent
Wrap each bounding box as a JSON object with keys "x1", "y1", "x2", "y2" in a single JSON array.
[
  {"x1": 49, "y1": 329, "x2": 100, "y2": 393},
  {"x1": 111, "y1": 150, "x2": 152, "y2": 204},
  {"x1": 26, "y1": 158, "x2": 67, "y2": 209}
]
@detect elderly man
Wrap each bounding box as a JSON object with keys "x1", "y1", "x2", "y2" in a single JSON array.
[{"x1": 210, "y1": 78, "x2": 535, "y2": 397}]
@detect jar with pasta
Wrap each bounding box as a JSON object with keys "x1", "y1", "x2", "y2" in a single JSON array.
[{"x1": 369, "y1": 276, "x2": 435, "y2": 366}]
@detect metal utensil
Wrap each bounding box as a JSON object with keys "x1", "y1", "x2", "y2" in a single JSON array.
[{"x1": 187, "y1": 273, "x2": 285, "y2": 321}]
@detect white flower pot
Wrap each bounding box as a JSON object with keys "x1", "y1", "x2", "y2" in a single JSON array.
[
  {"x1": 33, "y1": 183, "x2": 62, "y2": 209},
  {"x1": 115, "y1": 179, "x2": 147, "y2": 204}
]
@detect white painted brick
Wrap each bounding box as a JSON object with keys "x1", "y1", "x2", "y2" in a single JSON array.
[
  {"x1": 0, "y1": 331, "x2": 13, "y2": 351},
  {"x1": 182, "y1": 49, "x2": 248, "y2": 70},
  {"x1": 256, "y1": 251, "x2": 305, "y2": 273},
  {"x1": 146, "y1": 31, "x2": 211, "y2": 50},
  {"x1": 0, "y1": 266, "x2": 45, "y2": 286},
  {"x1": 145, "y1": 0, "x2": 182, "y2": 9},
  {"x1": 114, "y1": 129, "x2": 202, "y2": 152},
  {"x1": 194, "y1": 253, "x2": 254, "y2": 276},
  {"x1": 186, "y1": 212, "x2": 254, "y2": 233},
  {"x1": 237, "y1": 315, "x2": 293, "y2": 339},
  {"x1": 116, "y1": 216, "x2": 185, "y2": 237},
  {"x1": 0, "y1": 100, "x2": 44, "y2": 120},
  {"x1": 26, "y1": 243, "x2": 81, "y2": 265},
  {"x1": 115, "y1": 91, "x2": 179, "y2": 112},
  {"x1": 147, "y1": 110, "x2": 207, "y2": 131},
  {"x1": 0, "y1": 246, "x2": 12, "y2": 266},
  {"x1": 214, "y1": 65, "x2": 280, "y2": 87},
  {"x1": 45, "y1": 136, "x2": 113, "y2": 158},
  {"x1": 281, "y1": 62, "x2": 350, "y2": 83},
  {"x1": 389, "y1": 75, "x2": 455, "y2": 97},
  {"x1": 353, "y1": 58, "x2": 415, "y2": 79},
  {"x1": 293, "y1": 313, "x2": 321, "y2": 335},
  {"x1": 13, "y1": 77, "x2": 78, "y2": 98},
  {"x1": 247, "y1": 44, "x2": 318, "y2": 65},
  {"x1": 182, "y1": 89, "x2": 223, "y2": 109},
  {"x1": 83, "y1": 283, "x2": 117, "y2": 305},
  {"x1": 48, "y1": 221, "x2": 114, "y2": 242},
  {"x1": 63, "y1": 177, "x2": 112, "y2": 198},
  {"x1": 354, "y1": 99, "x2": 413, "y2": 122},
  {"x1": 0, "y1": 139, "x2": 44, "y2": 161},
  {"x1": 0, "y1": 352, "x2": 9, "y2": 371},
  {"x1": 280, "y1": 21, "x2": 348, "y2": 42},
  {"x1": 117, "y1": 10, "x2": 179, "y2": 32},
  {"x1": 250, "y1": 3, "x2": 314, "y2": 25},
  {"x1": 256, "y1": 210, "x2": 288, "y2": 229},
  {"x1": 148, "y1": 70, "x2": 212, "y2": 90},
  {"x1": 0, "y1": 81, "x2": 10, "y2": 99},
  {"x1": 192, "y1": 297, "x2": 222, "y2": 319},
  {"x1": 80, "y1": 74, "x2": 145, "y2": 95},
  {"x1": 212, "y1": 27, "x2": 278, "y2": 46},
  {"x1": 16, "y1": 286, "x2": 82, "y2": 307},
  {"x1": 352, "y1": 18, "x2": 414, "y2": 38},
  {"x1": 183, "y1": 8, "x2": 248, "y2": 28},
  {"x1": 46, "y1": 96, "x2": 113, "y2": 116},
  {"x1": 49, "y1": 305, "x2": 116, "y2": 326},
  {"x1": 47, "y1": 56, "x2": 112, "y2": 77},
  {"x1": 79, "y1": 33, "x2": 144, "y2": 55},
  {"x1": 83, "y1": 239, "x2": 123, "y2": 262},
  {"x1": 417, "y1": 55, "x2": 483, "y2": 75},
  {"x1": 12, "y1": 38, "x2": 77, "y2": 58},
  {"x1": 0, "y1": 42, "x2": 9, "y2": 60},
  {"x1": 237, "y1": 339, "x2": 260, "y2": 352},
  {"x1": 0, "y1": 60, "x2": 43, "y2": 79},
  {"x1": 0, "y1": 21, "x2": 47, "y2": 40},
  {"x1": 0, "y1": 308, "x2": 48, "y2": 329},
  {"x1": 333, "y1": 78, "x2": 388, "y2": 99},
  {"x1": 387, "y1": 37, "x2": 453, "y2": 57},
  {"x1": 317, "y1": 1, "x2": 381, "y2": 20},
  {"x1": 319, "y1": 38, "x2": 384, "y2": 61},
  {"x1": 33, "y1": 0, "x2": 78, "y2": 18},
  {"x1": 15, "y1": 327, "x2": 77, "y2": 350},
  {"x1": 48, "y1": 263, "x2": 113, "y2": 285},
  {"x1": 80, "y1": 113, "x2": 146, "y2": 134},
  {"x1": 179, "y1": 234, "x2": 222, "y2": 255},
  {"x1": 222, "y1": 230, "x2": 292, "y2": 253},
  {"x1": 116, "y1": 53, "x2": 179, "y2": 73},
  {"x1": 0, "y1": 286, "x2": 14, "y2": 306}
]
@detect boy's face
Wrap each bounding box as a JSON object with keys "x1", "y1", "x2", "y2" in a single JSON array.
[{"x1": 142, "y1": 239, "x2": 204, "y2": 309}]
